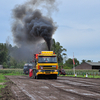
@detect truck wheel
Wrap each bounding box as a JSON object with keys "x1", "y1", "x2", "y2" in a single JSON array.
[
  {"x1": 54, "y1": 75, "x2": 57, "y2": 79},
  {"x1": 33, "y1": 70, "x2": 37, "y2": 79},
  {"x1": 36, "y1": 75, "x2": 39, "y2": 79},
  {"x1": 34, "y1": 76, "x2": 36, "y2": 79}
]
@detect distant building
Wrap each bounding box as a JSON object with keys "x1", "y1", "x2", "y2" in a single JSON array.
[
  {"x1": 75, "y1": 62, "x2": 100, "y2": 69},
  {"x1": 0, "y1": 65, "x2": 3, "y2": 69}
]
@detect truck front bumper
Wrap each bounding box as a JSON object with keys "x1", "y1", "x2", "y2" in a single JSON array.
[{"x1": 36, "y1": 72, "x2": 58, "y2": 76}]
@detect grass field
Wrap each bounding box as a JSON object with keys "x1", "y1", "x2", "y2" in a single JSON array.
[
  {"x1": 0, "y1": 68, "x2": 100, "y2": 98},
  {"x1": 59, "y1": 69, "x2": 100, "y2": 78},
  {"x1": 0, "y1": 74, "x2": 6, "y2": 89},
  {"x1": 65, "y1": 69, "x2": 99, "y2": 74},
  {"x1": 0, "y1": 69, "x2": 23, "y2": 75},
  {"x1": 0, "y1": 68, "x2": 100, "y2": 89},
  {"x1": 0, "y1": 69, "x2": 24, "y2": 90}
]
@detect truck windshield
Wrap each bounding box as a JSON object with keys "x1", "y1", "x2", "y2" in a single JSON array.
[{"x1": 38, "y1": 56, "x2": 57, "y2": 63}]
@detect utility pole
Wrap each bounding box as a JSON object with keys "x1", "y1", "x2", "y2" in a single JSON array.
[{"x1": 73, "y1": 52, "x2": 75, "y2": 75}]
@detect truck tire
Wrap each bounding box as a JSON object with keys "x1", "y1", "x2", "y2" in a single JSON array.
[
  {"x1": 54, "y1": 75, "x2": 57, "y2": 79},
  {"x1": 34, "y1": 76, "x2": 36, "y2": 79},
  {"x1": 36, "y1": 75, "x2": 39, "y2": 79},
  {"x1": 34, "y1": 70, "x2": 36, "y2": 79}
]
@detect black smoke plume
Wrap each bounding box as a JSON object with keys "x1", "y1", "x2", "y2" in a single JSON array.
[
  {"x1": 11, "y1": 0, "x2": 58, "y2": 61},
  {"x1": 12, "y1": 0, "x2": 57, "y2": 50}
]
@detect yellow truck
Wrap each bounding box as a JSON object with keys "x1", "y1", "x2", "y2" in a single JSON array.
[{"x1": 29, "y1": 51, "x2": 58, "y2": 79}]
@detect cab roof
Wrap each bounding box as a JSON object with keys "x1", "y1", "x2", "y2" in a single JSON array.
[{"x1": 38, "y1": 51, "x2": 57, "y2": 56}]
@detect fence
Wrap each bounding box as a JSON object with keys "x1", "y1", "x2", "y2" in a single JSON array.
[{"x1": 64, "y1": 69, "x2": 100, "y2": 78}]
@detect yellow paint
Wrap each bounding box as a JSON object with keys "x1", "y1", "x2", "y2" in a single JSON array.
[
  {"x1": 41, "y1": 51, "x2": 53, "y2": 54},
  {"x1": 35, "y1": 51, "x2": 58, "y2": 77},
  {"x1": 36, "y1": 72, "x2": 58, "y2": 76},
  {"x1": 37, "y1": 63, "x2": 58, "y2": 70}
]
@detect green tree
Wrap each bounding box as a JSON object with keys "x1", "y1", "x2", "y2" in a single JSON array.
[
  {"x1": 65, "y1": 58, "x2": 79, "y2": 69},
  {"x1": 0, "y1": 43, "x2": 8, "y2": 65},
  {"x1": 51, "y1": 39, "x2": 67, "y2": 63},
  {"x1": 0, "y1": 43, "x2": 27, "y2": 69},
  {"x1": 62, "y1": 53, "x2": 67, "y2": 64},
  {"x1": 9, "y1": 57, "x2": 17, "y2": 68},
  {"x1": 3, "y1": 62, "x2": 8, "y2": 68},
  {"x1": 64, "y1": 58, "x2": 73, "y2": 69},
  {"x1": 74, "y1": 58, "x2": 79, "y2": 66},
  {"x1": 81, "y1": 59, "x2": 86, "y2": 64},
  {"x1": 87, "y1": 60, "x2": 92, "y2": 62}
]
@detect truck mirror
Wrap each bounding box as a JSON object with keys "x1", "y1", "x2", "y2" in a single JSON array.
[{"x1": 35, "y1": 59, "x2": 37, "y2": 64}]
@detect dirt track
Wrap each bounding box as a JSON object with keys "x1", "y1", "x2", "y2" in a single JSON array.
[{"x1": 6, "y1": 76, "x2": 100, "y2": 100}]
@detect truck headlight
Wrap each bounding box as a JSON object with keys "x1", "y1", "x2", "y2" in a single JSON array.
[
  {"x1": 38, "y1": 70, "x2": 41, "y2": 72},
  {"x1": 55, "y1": 70, "x2": 57, "y2": 72}
]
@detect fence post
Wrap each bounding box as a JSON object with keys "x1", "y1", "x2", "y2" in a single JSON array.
[{"x1": 93, "y1": 72, "x2": 94, "y2": 78}]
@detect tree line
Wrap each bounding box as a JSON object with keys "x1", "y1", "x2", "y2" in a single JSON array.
[
  {"x1": 0, "y1": 43, "x2": 25, "y2": 68},
  {"x1": 0, "y1": 41, "x2": 92, "y2": 69}
]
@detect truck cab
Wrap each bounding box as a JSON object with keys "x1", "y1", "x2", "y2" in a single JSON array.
[
  {"x1": 23, "y1": 63, "x2": 33, "y2": 74},
  {"x1": 29, "y1": 51, "x2": 58, "y2": 79}
]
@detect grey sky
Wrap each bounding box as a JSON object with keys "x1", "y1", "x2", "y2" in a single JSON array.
[{"x1": 0, "y1": 0, "x2": 100, "y2": 62}]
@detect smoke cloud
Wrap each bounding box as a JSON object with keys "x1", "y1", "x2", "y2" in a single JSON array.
[{"x1": 11, "y1": 0, "x2": 58, "y2": 61}]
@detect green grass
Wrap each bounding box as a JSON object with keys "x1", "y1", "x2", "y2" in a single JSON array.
[
  {"x1": 2, "y1": 72, "x2": 25, "y2": 76},
  {"x1": 0, "y1": 74, "x2": 6, "y2": 89},
  {"x1": 0, "y1": 69, "x2": 25, "y2": 90},
  {"x1": 60, "y1": 69, "x2": 100, "y2": 78},
  {"x1": 0, "y1": 69, "x2": 26, "y2": 76},
  {"x1": 0, "y1": 85, "x2": 6, "y2": 89},
  {"x1": 0, "y1": 74, "x2": 6, "y2": 83},
  {"x1": 0, "y1": 69, "x2": 23, "y2": 75}
]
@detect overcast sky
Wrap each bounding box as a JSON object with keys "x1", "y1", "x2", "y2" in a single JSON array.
[{"x1": 0, "y1": 0, "x2": 100, "y2": 62}]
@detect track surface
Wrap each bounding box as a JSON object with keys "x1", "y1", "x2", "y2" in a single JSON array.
[{"x1": 7, "y1": 76, "x2": 100, "y2": 100}]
